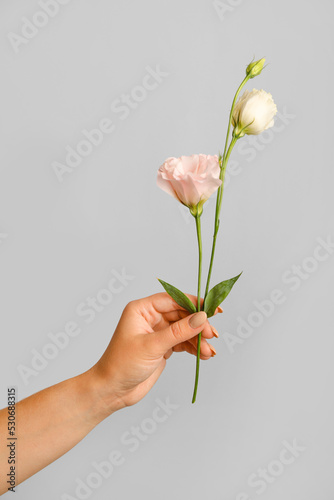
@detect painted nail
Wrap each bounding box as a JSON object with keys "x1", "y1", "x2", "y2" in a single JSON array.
[
  {"x1": 189, "y1": 311, "x2": 207, "y2": 329},
  {"x1": 217, "y1": 306, "x2": 223, "y2": 313},
  {"x1": 209, "y1": 345, "x2": 217, "y2": 357},
  {"x1": 211, "y1": 326, "x2": 219, "y2": 338}
]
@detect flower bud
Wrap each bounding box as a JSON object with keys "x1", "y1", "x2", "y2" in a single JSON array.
[
  {"x1": 232, "y1": 89, "x2": 277, "y2": 138},
  {"x1": 246, "y1": 58, "x2": 266, "y2": 79}
]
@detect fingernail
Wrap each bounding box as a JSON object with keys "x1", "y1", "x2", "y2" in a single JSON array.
[
  {"x1": 211, "y1": 326, "x2": 219, "y2": 338},
  {"x1": 189, "y1": 311, "x2": 207, "y2": 329},
  {"x1": 217, "y1": 306, "x2": 223, "y2": 313},
  {"x1": 209, "y1": 345, "x2": 217, "y2": 357}
]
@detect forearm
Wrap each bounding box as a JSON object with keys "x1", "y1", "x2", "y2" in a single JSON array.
[
  {"x1": 0, "y1": 368, "x2": 117, "y2": 494},
  {"x1": 0, "y1": 294, "x2": 213, "y2": 494}
]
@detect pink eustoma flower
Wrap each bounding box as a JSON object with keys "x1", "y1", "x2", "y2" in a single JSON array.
[{"x1": 157, "y1": 154, "x2": 221, "y2": 214}]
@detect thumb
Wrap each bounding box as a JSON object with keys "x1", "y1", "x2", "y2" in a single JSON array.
[{"x1": 150, "y1": 311, "x2": 207, "y2": 355}]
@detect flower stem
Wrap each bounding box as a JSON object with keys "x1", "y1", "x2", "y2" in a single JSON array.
[
  {"x1": 192, "y1": 213, "x2": 202, "y2": 404},
  {"x1": 204, "y1": 137, "x2": 237, "y2": 297},
  {"x1": 192, "y1": 72, "x2": 250, "y2": 403},
  {"x1": 204, "y1": 75, "x2": 249, "y2": 301}
]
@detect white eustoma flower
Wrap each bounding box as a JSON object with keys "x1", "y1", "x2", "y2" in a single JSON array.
[{"x1": 232, "y1": 89, "x2": 277, "y2": 137}]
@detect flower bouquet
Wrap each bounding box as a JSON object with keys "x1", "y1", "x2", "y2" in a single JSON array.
[{"x1": 156, "y1": 58, "x2": 277, "y2": 403}]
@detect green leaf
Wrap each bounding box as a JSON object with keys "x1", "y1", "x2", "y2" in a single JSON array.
[
  {"x1": 158, "y1": 279, "x2": 197, "y2": 313},
  {"x1": 204, "y1": 272, "x2": 242, "y2": 318}
]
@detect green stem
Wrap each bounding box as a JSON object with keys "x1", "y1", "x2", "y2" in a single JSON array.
[
  {"x1": 222, "y1": 76, "x2": 249, "y2": 169},
  {"x1": 192, "y1": 213, "x2": 202, "y2": 404},
  {"x1": 204, "y1": 75, "x2": 249, "y2": 301},
  {"x1": 204, "y1": 138, "x2": 237, "y2": 297}
]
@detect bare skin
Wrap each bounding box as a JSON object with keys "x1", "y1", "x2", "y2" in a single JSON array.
[{"x1": 0, "y1": 293, "x2": 221, "y2": 494}]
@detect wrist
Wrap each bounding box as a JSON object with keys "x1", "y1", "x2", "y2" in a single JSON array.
[{"x1": 78, "y1": 367, "x2": 125, "y2": 424}]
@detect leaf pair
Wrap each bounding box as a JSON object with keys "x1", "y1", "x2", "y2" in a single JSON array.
[{"x1": 158, "y1": 273, "x2": 242, "y2": 318}]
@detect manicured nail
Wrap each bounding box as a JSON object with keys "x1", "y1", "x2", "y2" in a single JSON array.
[
  {"x1": 209, "y1": 345, "x2": 217, "y2": 357},
  {"x1": 211, "y1": 326, "x2": 219, "y2": 338},
  {"x1": 189, "y1": 311, "x2": 207, "y2": 329},
  {"x1": 217, "y1": 306, "x2": 223, "y2": 313}
]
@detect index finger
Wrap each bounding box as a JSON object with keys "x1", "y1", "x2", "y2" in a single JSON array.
[{"x1": 135, "y1": 292, "x2": 222, "y2": 315}]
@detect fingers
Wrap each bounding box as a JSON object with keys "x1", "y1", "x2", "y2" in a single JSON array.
[
  {"x1": 136, "y1": 292, "x2": 223, "y2": 317},
  {"x1": 163, "y1": 308, "x2": 222, "y2": 326},
  {"x1": 172, "y1": 341, "x2": 213, "y2": 360},
  {"x1": 186, "y1": 335, "x2": 216, "y2": 358},
  {"x1": 211, "y1": 325, "x2": 219, "y2": 338},
  {"x1": 161, "y1": 324, "x2": 218, "y2": 360},
  {"x1": 197, "y1": 319, "x2": 216, "y2": 339},
  {"x1": 162, "y1": 309, "x2": 189, "y2": 323},
  {"x1": 164, "y1": 348, "x2": 173, "y2": 360},
  {"x1": 153, "y1": 312, "x2": 220, "y2": 345},
  {"x1": 149, "y1": 311, "x2": 208, "y2": 355}
]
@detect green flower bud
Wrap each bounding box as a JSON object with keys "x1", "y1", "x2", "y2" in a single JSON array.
[{"x1": 246, "y1": 58, "x2": 266, "y2": 79}]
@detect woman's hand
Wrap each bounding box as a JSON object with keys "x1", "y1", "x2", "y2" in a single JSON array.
[
  {"x1": 0, "y1": 292, "x2": 221, "y2": 492},
  {"x1": 90, "y1": 292, "x2": 220, "y2": 413}
]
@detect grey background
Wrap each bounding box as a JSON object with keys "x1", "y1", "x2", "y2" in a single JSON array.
[{"x1": 0, "y1": 0, "x2": 333, "y2": 499}]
